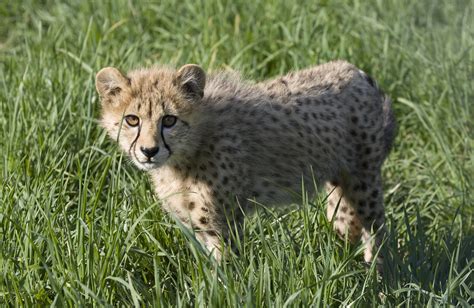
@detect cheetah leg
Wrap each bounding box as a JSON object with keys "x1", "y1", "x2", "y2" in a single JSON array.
[
  {"x1": 325, "y1": 182, "x2": 363, "y2": 244},
  {"x1": 345, "y1": 170, "x2": 386, "y2": 267},
  {"x1": 177, "y1": 199, "x2": 225, "y2": 262},
  {"x1": 194, "y1": 218, "x2": 242, "y2": 263},
  {"x1": 186, "y1": 198, "x2": 244, "y2": 263},
  {"x1": 195, "y1": 231, "x2": 223, "y2": 262}
]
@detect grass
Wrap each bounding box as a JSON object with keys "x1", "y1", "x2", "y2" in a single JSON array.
[{"x1": 0, "y1": 0, "x2": 473, "y2": 306}]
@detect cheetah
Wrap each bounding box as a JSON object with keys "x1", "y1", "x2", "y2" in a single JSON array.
[{"x1": 96, "y1": 60, "x2": 396, "y2": 267}]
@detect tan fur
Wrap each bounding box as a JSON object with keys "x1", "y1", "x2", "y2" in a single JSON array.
[{"x1": 96, "y1": 60, "x2": 396, "y2": 265}]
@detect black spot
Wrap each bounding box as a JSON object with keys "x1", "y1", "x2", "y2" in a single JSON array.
[
  {"x1": 360, "y1": 181, "x2": 368, "y2": 191},
  {"x1": 350, "y1": 130, "x2": 357, "y2": 137},
  {"x1": 369, "y1": 201, "x2": 376, "y2": 209},
  {"x1": 360, "y1": 132, "x2": 367, "y2": 140},
  {"x1": 222, "y1": 176, "x2": 229, "y2": 185},
  {"x1": 201, "y1": 207, "x2": 209, "y2": 212},
  {"x1": 351, "y1": 116, "x2": 358, "y2": 124},
  {"x1": 341, "y1": 206, "x2": 348, "y2": 213},
  {"x1": 199, "y1": 217, "x2": 208, "y2": 224},
  {"x1": 359, "y1": 201, "x2": 366, "y2": 207},
  {"x1": 207, "y1": 230, "x2": 219, "y2": 237},
  {"x1": 371, "y1": 190, "x2": 378, "y2": 198},
  {"x1": 220, "y1": 163, "x2": 227, "y2": 170},
  {"x1": 188, "y1": 202, "x2": 195, "y2": 210}
]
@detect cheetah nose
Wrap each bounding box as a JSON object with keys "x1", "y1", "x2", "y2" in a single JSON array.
[{"x1": 140, "y1": 146, "x2": 159, "y2": 158}]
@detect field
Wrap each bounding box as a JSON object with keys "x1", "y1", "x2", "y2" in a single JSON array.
[{"x1": 1, "y1": 0, "x2": 473, "y2": 306}]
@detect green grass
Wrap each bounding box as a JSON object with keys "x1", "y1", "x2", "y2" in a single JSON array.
[{"x1": 1, "y1": 0, "x2": 473, "y2": 306}]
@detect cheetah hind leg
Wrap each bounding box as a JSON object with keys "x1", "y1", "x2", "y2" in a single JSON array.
[{"x1": 345, "y1": 171, "x2": 387, "y2": 271}]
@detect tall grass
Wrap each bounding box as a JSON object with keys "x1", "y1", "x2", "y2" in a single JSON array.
[{"x1": 0, "y1": 0, "x2": 472, "y2": 306}]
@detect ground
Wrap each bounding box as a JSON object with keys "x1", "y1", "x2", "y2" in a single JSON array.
[{"x1": 0, "y1": 0, "x2": 472, "y2": 306}]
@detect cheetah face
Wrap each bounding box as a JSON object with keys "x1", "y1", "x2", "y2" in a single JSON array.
[{"x1": 96, "y1": 64, "x2": 206, "y2": 171}]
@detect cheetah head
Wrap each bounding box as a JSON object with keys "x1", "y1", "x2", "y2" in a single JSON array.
[{"x1": 96, "y1": 64, "x2": 206, "y2": 171}]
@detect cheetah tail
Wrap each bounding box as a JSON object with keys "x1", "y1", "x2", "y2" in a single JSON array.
[{"x1": 382, "y1": 95, "x2": 397, "y2": 156}]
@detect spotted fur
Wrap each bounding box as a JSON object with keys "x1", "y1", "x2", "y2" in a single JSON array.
[{"x1": 96, "y1": 61, "x2": 396, "y2": 265}]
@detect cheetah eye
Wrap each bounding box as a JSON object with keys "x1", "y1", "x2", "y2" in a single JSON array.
[
  {"x1": 124, "y1": 115, "x2": 139, "y2": 127},
  {"x1": 162, "y1": 115, "x2": 177, "y2": 128}
]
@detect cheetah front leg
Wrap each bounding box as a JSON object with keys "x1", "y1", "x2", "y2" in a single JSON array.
[
  {"x1": 185, "y1": 201, "x2": 225, "y2": 262},
  {"x1": 162, "y1": 196, "x2": 225, "y2": 262},
  {"x1": 325, "y1": 182, "x2": 363, "y2": 244}
]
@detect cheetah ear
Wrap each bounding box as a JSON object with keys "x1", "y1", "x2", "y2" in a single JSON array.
[
  {"x1": 177, "y1": 64, "x2": 206, "y2": 100},
  {"x1": 95, "y1": 67, "x2": 130, "y2": 102}
]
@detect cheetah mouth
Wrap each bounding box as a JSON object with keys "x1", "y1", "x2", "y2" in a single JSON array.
[{"x1": 137, "y1": 160, "x2": 161, "y2": 170}]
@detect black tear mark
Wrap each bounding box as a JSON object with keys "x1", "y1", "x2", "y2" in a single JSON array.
[
  {"x1": 128, "y1": 121, "x2": 142, "y2": 158},
  {"x1": 160, "y1": 124, "x2": 172, "y2": 155}
]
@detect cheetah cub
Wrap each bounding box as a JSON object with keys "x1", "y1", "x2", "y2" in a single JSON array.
[{"x1": 96, "y1": 61, "x2": 396, "y2": 266}]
